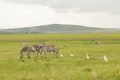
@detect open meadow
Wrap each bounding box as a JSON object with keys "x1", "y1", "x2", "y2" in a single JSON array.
[{"x1": 0, "y1": 33, "x2": 120, "y2": 80}]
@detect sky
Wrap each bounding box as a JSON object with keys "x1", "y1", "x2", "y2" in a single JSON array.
[{"x1": 0, "y1": 0, "x2": 120, "y2": 29}]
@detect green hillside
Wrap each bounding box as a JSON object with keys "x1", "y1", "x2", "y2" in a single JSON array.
[{"x1": 0, "y1": 24, "x2": 119, "y2": 34}]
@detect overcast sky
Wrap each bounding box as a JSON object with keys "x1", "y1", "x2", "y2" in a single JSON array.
[{"x1": 0, "y1": 0, "x2": 120, "y2": 29}]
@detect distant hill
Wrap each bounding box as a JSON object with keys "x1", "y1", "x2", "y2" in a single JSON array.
[{"x1": 0, "y1": 24, "x2": 119, "y2": 34}]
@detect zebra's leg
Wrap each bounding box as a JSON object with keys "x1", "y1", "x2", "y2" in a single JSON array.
[
  {"x1": 53, "y1": 50, "x2": 58, "y2": 58},
  {"x1": 36, "y1": 51, "x2": 40, "y2": 58},
  {"x1": 27, "y1": 52, "x2": 30, "y2": 58},
  {"x1": 55, "y1": 52, "x2": 58, "y2": 58},
  {"x1": 20, "y1": 52, "x2": 24, "y2": 58},
  {"x1": 40, "y1": 50, "x2": 43, "y2": 58},
  {"x1": 56, "y1": 50, "x2": 59, "y2": 58},
  {"x1": 20, "y1": 50, "x2": 24, "y2": 58},
  {"x1": 44, "y1": 52, "x2": 47, "y2": 58},
  {"x1": 53, "y1": 51, "x2": 57, "y2": 58}
]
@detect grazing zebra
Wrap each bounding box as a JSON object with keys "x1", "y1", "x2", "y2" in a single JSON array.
[
  {"x1": 92, "y1": 40, "x2": 101, "y2": 44},
  {"x1": 20, "y1": 44, "x2": 41, "y2": 58},
  {"x1": 39, "y1": 42, "x2": 59, "y2": 58}
]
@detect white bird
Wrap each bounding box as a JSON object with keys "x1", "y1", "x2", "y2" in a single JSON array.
[
  {"x1": 86, "y1": 54, "x2": 90, "y2": 59},
  {"x1": 104, "y1": 55, "x2": 108, "y2": 62},
  {"x1": 70, "y1": 54, "x2": 74, "y2": 57},
  {"x1": 60, "y1": 54, "x2": 63, "y2": 57}
]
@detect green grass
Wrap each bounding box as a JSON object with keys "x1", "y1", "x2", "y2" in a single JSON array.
[
  {"x1": 0, "y1": 33, "x2": 120, "y2": 80},
  {"x1": 0, "y1": 33, "x2": 120, "y2": 41}
]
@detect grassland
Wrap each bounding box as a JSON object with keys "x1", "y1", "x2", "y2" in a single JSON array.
[{"x1": 0, "y1": 33, "x2": 120, "y2": 80}]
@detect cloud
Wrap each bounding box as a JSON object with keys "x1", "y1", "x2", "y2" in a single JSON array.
[
  {"x1": 4, "y1": 0, "x2": 120, "y2": 14},
  {"x1": 0, "y1": 0, "x2": 57, "y2": 29},
  {"x1": 0, "y1": 0, "x2": 120, "y2": 29}
]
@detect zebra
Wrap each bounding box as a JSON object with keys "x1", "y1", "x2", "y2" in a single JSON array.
[
  {"x1": 92, "y1": 40, "x2": 101, "y2": 44},
  {"x1": 39, "y1": 42, "x2": 59, "y2": 58},
  {"x1": 20, "y1": 43, "x2": 41, "y2": 58}
]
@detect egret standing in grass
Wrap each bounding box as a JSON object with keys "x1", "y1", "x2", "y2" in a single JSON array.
[
  {"x1": 70, "y1": 54, "x2": 74, "y2": 57},
  {"x1": 86, "y1": 54, "x2": 90, "y2": 59},
  {"x1": 60, "y1": 54, "x2": 63, "y2": 57},
  {"x1": 104, "y1": 55, "x2": 108, "y2": 62}
]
